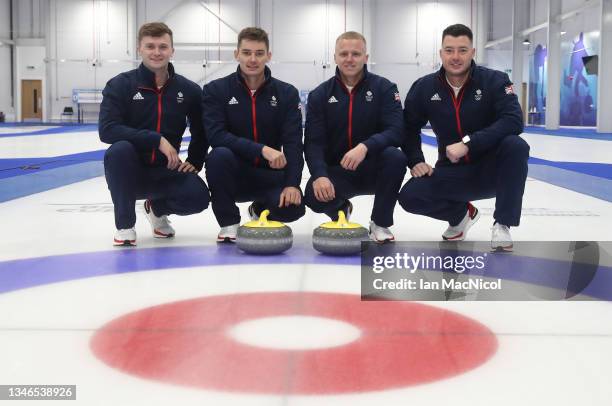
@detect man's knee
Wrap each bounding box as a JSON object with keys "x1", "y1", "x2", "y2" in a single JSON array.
[
  {"x1": 207, "y1": 147, "x2": 237, "y2": 168},
  {"x1": 303, "y1": 177, "x2": 316, "y2": 204},
  {"x1": 303, "y1": 178, "x2": 326, "y2": 212},
  {"x1": 206, "y1": 147, "x2": 238, "y2": 183},
  {"x1": 398, "y1": 178, "x2": 427, "y2": 213},
  {"x1": 379, "y1": 147, "x2": 408, "y2": 176},
  {"x1": 104, "y1": 141, "x2": 138, "y2": 165},
  {"x1": 193, "y1": 180, "x2": 211, "y2": 212},
  {"x1": 498, "y1": 136, "x2": 530, "y2": 159},
  {"x1": 180, "y1": 175, "x2": 210, "y2": 213},
  {"x1": 304, "y1": 195, "x2": 324, "y2": 213},
  {"x1": 278, "y1": 202, "x2": 306, "y2": 222},
  {"x1": 381, "y1": 146, "x2": 408, "y2": 165}
]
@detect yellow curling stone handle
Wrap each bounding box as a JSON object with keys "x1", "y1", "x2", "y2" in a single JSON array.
[
  {"x1": 243, "y1": 209, "x2": 286, "y2": 228},
  {"x1": 319, "y1": 210, "x2": 362, "y2": 229}
]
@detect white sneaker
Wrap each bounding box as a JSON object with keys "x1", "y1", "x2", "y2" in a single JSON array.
[
  {"x1": 491, "y1": 222, "x2": 513, "y2": 252},
  {"x1": 217, "y1": 223, "x2": 239, "y2": 242},
  {"x1": 442, "y1": 203, "x2": 480, "y2": 241},
  {"x1": 114, "y1": 228, "x2": 136, "y2": 246},
  {"x1": 144, "y1": 200, "x2": 175, "y2": 238},
  {"x1": 369, "y1": 221, "x2": 395, "y2": 243}
]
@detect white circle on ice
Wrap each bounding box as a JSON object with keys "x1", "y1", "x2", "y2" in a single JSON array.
[{"x1": 227, "y1": 315, "x2": 362, "y2": 350}]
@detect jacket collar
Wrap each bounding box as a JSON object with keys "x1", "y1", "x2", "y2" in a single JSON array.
[
  {"x1": 334, "y1": 64, "x2": 369, "y2": 91},
  {"x1": 235, "y1": 65, "x2": 272, "y2": 92},
  {"x1": 437, "y1": 60, "x2": 476, "y2": 86},
  {"x1": 137, "y1": 62, "x2": 175, "y2": 88}
]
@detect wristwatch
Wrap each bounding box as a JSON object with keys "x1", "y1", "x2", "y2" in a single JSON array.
[{"x1": 462, "y1": 135, "x2": 471, "y2": 145}]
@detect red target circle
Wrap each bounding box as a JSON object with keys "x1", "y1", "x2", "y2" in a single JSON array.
[{"x1": 91, "y1": 292, "x2": 497, "y2": 394}]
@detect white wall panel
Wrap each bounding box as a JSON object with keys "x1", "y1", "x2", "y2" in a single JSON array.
[
  {"x1": 372, "y1": 0, "x2": 472, "y2": 97},
  {"x1": 532, "y1": 0, "x2": 548, "y2": 25},
  {"x1": 0, "y1": 0, "x2": 13, "y2": 117},
  {"x1": 0, "y1": 46, "x2": 12, "y2": 117},
  {"x1": 0, "y1": 0, "x2": 10, "y2": 38},
  {"x1": 562, "y1": 0, "x2": 588, "y2": 12},
  {"x1": 489, "y1": 0, "x2": 513, "y2": 40}
]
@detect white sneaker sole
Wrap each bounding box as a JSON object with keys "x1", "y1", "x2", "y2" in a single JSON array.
[
  {"x1": 368, "y1": 232, "x2": 395, "y2": 244},
  {"x1": 153, "y1": 229, "x2": 175, "y2": 238},
  {"x1": 113, "y1": 239, "x2": 136, "y2": 247},
  {"x1": 442, "y1": 210, "x2": 481, "y2": 241},
  {"x1": 491, "y1": 243, "x2": 513, "y2": 253},
  {"x1": 217, "y1": 236, "x2": 236, "y2": 243}
]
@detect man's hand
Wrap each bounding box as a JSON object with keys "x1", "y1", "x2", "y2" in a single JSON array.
[
  {"x1": 446, "y1": 142, "x2": 468, "y2": 163},
  {"x1": 262, "y1": 146, "x2": 287, "y2": 169},
  {"x1": 340, "y1": 143, "x2": 368, "y2": 171},
  {"x1": 313, "y1": 177, "x2": 335, "y2": 202},
  {"x1": 410, "y1": 162, "x2": 434, "y2": 178},
  {"x1": 177, "y1": 161, "x2": 198, "y2": 173},
  {"x1": 159, "y1": 137, "x2": 180, "y2": 170},
  {"x1": 279, "y1": 186, "x2": 302, "y2": 207}
]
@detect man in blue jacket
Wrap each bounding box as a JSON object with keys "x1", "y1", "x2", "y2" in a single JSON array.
[
  {"x1": 399, "y1": 24, "x2": 529, "y2": 251},
  {"x1": 203, "y1": 27, "x2": 305, "y2": 242},
  {"x1": 304, "y1": 31, "x2": 407, "y2": 243},
  {"x1": 99, "y1": 22, "x2": 209, "y2": 246}
]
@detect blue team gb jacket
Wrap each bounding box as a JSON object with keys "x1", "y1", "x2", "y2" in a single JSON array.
[
  {"x1": 304, "y1": 66, "x2": 404, "y2": 179},
  {"x1": 201, "y1": 66, "x2": 304, "y2": 188},
  {"x1": 98, "y1": 63, "x2": 207, "y2": 170},
  {"x1": 402, "y1": 62, "x2": 524, "y2": 168}
]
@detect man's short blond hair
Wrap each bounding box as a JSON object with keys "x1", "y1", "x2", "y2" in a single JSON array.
[{"x1": 335, "y1": 31, "x2": 367, "y2": 49}]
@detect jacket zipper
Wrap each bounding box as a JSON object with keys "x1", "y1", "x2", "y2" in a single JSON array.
[
  {"x1": 242, "y1": 84, "x2": 260, "y2": 166},
  {"x1": 139, "y1": 85, "x2": 165, "y2": 163},
  {"x1": 444, "y1": 79, "x2": 471, "y2": 163},
  {"x1": 336, "y1": 77, "x2": 363, "y2": 151},
  {"x1": 348, "y1": 91, "x2": 354, "y2": 149}
]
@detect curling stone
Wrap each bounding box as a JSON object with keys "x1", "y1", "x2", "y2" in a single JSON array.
[
  {"x1": 312, "y1": 211, "x2": 369, "y2": 255},
  {"x1": 237, "y1": 209, "x2": 293, "y2": 254}
]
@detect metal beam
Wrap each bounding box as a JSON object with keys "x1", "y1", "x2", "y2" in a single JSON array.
[
  {"x1": 157, "y1": 0, "x2": 192, "y2": 23},
  {"x1": 475, "y1": 0, "x2": 489, "y2": 64},
  {"x1": 598, "y1": 0, "x2": 612, "y2": 132},
  {"x1": 485, "y1": 35, "x2": 512, "y2": 49},
  {"x1": 198, "y1": 1, "x2": 240, "y2": 34},
  {"x1": 545, "y1": 0, "x2": 562, "y2": 130},
  {"x1": 511, "y1": 0, "x2": 527, "y2": 108},
  {"x1": 10, "y1": 0, "x2": 16, "y2": 109},
  {"x1": 254, "y1": 0, "x2": 260, "y2": 27},
  {"x1": 174, "y1": 42, "x2": 235, "y2": 48}
]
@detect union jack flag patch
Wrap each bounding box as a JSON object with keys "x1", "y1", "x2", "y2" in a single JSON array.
[
  {"x1": 505, "y1": 85, "x2": 514, "y2": 95},
  {"x1": 394, "y1": 92, "x2": 401, "y2": 102}
]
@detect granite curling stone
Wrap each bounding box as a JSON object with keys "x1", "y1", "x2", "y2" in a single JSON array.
[
  {"x1": 312, "y1": 211, "x2": 369, "y2": 255},
  {"x1": 237, "y1": 209, "x2": 293, "y2": 254}
]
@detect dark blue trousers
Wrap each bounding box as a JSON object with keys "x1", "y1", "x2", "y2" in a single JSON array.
[
  {"x1": 205, "y1": 147, "x2": 306, "y2": 227},
  {"x1": 104, "y1": 140, "x2": 210, "y2": 229},
  {"x1": 304, "y1": 146, "x2": 408, "y2": 227},
  {"x1": 398, "y1": 136, "x2": 530, "y2": 227}
]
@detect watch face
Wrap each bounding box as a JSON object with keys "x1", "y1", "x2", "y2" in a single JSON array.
[{"x1": 462, "y1": 135, "x2": 470, "y2": 144}]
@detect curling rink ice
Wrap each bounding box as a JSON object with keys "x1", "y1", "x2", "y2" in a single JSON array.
[{"x1": 1, "y1": 124, "x2": 612, "y2": 405}]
